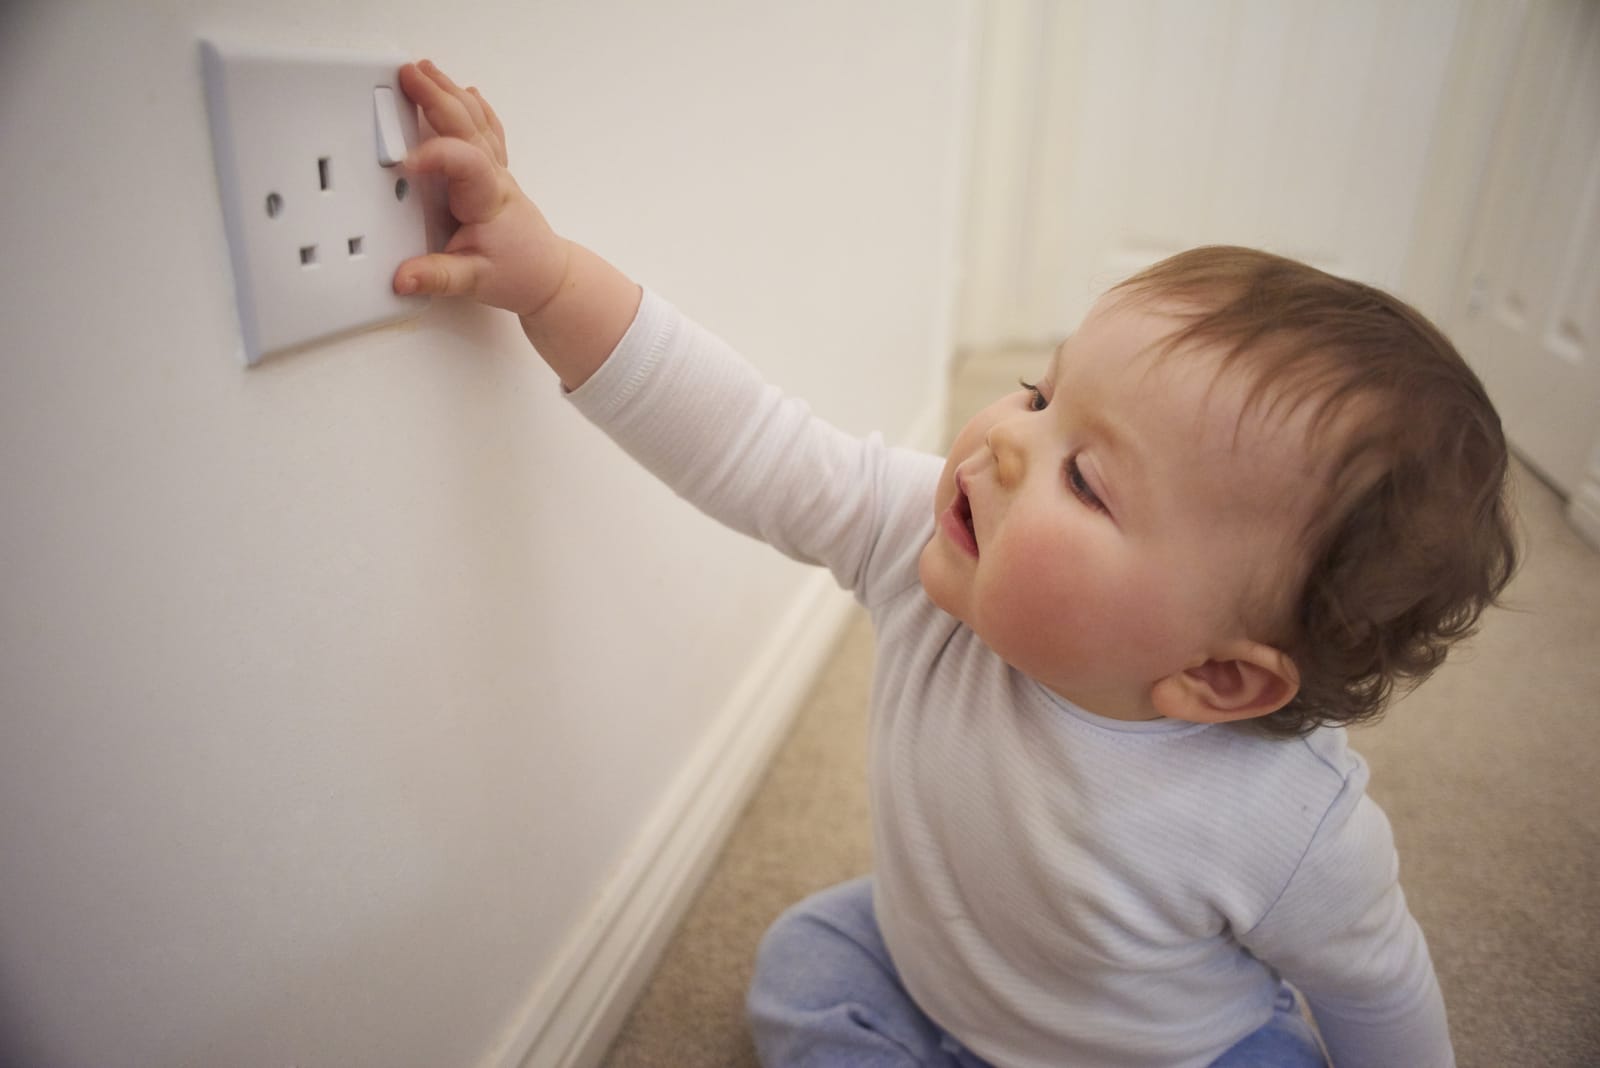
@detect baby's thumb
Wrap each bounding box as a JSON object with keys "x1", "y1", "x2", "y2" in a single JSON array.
[{"x1": 394, "y1": 252, "x2": 487, "y2": 299}]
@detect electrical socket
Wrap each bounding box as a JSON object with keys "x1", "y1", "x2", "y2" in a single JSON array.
[{"x1": 200, "y1": 41, "x2": 434, "y2": 366}]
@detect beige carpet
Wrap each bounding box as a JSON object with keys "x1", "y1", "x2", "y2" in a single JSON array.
[{"x1": 602, "y1": 348, "x2": 1600, "y2": 1068}]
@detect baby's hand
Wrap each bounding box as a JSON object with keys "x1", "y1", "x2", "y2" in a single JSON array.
[{"x1": 393, "y1": 60, "x2": 569, "y2": 317}]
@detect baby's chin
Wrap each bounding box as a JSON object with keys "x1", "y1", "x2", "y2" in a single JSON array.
[{"x1": 915, "y1": 537, "x2": 962, "y2": 617}]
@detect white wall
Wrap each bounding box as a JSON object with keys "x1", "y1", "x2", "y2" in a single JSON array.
[
  {"x1": 0, "y1": 2, "x2": 973, "y2": 1065},
  {"x1": 958, "y1": 0, "x2": 1463, "y2": 352}
]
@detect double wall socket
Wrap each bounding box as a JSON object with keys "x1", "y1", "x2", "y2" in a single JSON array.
[{"x1": 201, "y1": 41, "x2": 434, "y2": 365}]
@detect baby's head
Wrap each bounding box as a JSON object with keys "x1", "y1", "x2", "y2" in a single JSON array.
[{"x1": 920, "y1": 246, "x2": 1517, "y2": 735}]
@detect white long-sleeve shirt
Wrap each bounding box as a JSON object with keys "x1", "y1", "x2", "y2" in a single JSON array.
[{"x1": 567, "y1": 290, "x2": 1454, "y2": 1068}]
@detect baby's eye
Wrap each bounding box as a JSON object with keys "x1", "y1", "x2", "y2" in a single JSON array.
[
  {"x1": 1019, "y1": 378, "x2": 1048, "y2": 412},
  {"x1": 1066, "y1": 456, "x2": 1106, "y2": 512}
]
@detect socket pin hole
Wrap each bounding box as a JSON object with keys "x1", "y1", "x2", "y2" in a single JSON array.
[
  {"x1": 265, "y1": 192, "x2": 283, "y2": 218},
  {"x1": 348, "y1": 236, "x2": 364, "y2": 257},
  {"x1": 300, "y1": 245, "x2": 318, "y2": 266},
  {"x1": 395, "y1": 177, "x2": 409, "y2": 201},
  {"x1": 318, "y1": 157, "x2": 332, "y2": 191}
]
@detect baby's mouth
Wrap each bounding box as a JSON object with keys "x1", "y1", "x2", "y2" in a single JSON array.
[{"x1": 940, "y1": 473, "x2": 980, "y2": 558}]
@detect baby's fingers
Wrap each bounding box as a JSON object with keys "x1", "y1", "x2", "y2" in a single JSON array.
[
  {"x1": 394, "y1": 251, "x2": 490, "y2": 299},
  {"x1": 400, "y1": 60, "x2": 489, "y2": 145},
  {"x1": 470, "y1": 88, "x2": 509, "y2": 167},
  {"x1": 425, "y1": 61, "x2": 496, "y2": 140},
  {"x1": 404, "y1": 136, "x2": 504, "y2": 224}
]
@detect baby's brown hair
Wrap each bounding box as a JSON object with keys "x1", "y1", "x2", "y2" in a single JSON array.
[{"x1": 1113, "y1": 246, "x2": 1518, "y2": 736}]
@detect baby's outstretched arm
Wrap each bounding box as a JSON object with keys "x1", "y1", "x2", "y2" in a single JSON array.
[
  {"x1": 393, "y1": 60, "x2": 641, "y2": 389},
  {"x1": 395, "y1": 59, "x2": 910, "y2": 602}
]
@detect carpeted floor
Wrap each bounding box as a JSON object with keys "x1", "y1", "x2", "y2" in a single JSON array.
[{"x1": 601, "y1": 347, "x2": 1600, "y2": 1068}]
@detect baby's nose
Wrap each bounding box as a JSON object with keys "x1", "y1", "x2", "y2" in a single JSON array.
[{"x1": 986, "y1": 420, "x2": 1026, "y2": 487}]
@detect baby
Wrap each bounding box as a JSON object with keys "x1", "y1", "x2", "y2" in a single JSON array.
[{"x1": 394, "y1": 61, "x2": 1516, "y2": 1068}]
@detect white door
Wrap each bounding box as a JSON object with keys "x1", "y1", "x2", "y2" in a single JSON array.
[
  {"x1": 958, "y1": 0, "x2": 1462, "y2": 349},
  {"x1": 1447, "y1": 0, "x2": 1600, "y2": 499}
]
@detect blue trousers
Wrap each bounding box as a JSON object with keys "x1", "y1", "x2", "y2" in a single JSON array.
[{"x1": 747, "y1": 877, "x2": 1327, "y2": 1068}]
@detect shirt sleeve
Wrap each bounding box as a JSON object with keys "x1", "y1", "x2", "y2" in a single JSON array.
[
  {"x1": 1239, "y1": 770, "x2": 1455, "y2": 1068},
  {"x1": 564, "y1": 288, "x2": 936, "y2": 606}
]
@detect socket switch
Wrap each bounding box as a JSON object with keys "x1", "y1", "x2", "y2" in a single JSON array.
[{"x1": 201, "y1": 41, "x2": 430, "y2": 365}]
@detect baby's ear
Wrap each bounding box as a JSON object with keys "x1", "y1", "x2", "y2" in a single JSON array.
[{"x1": 1150, "y1": 641, "x2": 1300, "y2": 724}]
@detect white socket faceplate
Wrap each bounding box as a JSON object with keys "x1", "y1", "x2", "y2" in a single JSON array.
[{"x1": 200, "y1": 41, "x2": 430, "y2": 365}]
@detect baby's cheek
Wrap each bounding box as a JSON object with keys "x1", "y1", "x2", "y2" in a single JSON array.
[
  {"x1": 1110, "y1": 594, "x2": 1190, "y2": 669},
  {"x1": 987, "y1": 520, "x2": 1177, "y2": 674},
  {"x1": 977, "y1": 524, "x2": 1093, "y2": 659}
]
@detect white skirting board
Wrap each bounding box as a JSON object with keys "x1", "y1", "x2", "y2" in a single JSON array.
[
  {"x1": 1567, "y1": 478, "x2": 1600, "y2": 553},
  {"x1": 486, "y1": 401, "x2": 947, "y2": 1068}
]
